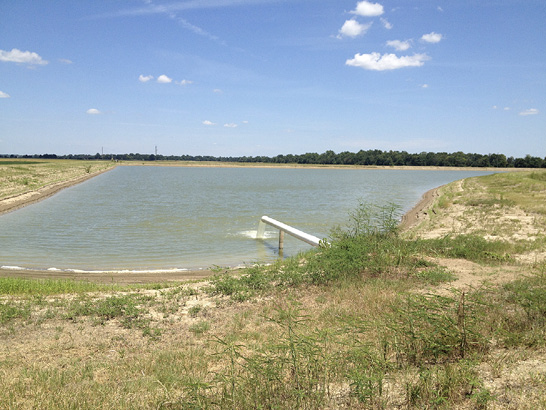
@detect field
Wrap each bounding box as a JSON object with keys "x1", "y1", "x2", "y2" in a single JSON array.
[{"x1": 0, "y1": 163, "x2": 545, "y2": 408}]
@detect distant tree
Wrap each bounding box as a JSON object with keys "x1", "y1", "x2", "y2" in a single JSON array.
[{"x1": 489, "y1": 153, "x2": 507, "y2": 168}]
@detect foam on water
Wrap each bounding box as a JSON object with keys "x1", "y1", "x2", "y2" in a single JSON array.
[
  {"x1": 2, "y1": 265, "x2": 192, "y2": 274},
  {"x1": 237, "y1": 230, "x2": 277, "y2": 239}
]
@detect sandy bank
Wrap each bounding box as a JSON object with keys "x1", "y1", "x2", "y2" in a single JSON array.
[{"x1": 399, "y1": 186, "x2": 440, "y2": 231}]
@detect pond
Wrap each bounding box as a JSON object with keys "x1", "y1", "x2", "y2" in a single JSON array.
[{"x1": 0, "y1": 166, "x2": 493, "y2": 272}]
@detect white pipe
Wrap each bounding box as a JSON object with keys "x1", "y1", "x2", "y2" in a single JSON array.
[{"x1": 258, "y1": 215, "x2": 323, "y2": 247}]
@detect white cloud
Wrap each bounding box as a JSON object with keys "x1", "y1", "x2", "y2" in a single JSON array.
[
  {"x1": 519, "y1": 108, "x2": 539, "y2": 116},
  {"x1": 351, "y1": 1, "x2": 384, "y2": 17},
  {"x1": 346, "y1": 52, "x2": 429, "y2": 71},
  {"x1": 421, "y1": 32, "x2": 443, "y2": 43},
  {"x1": 86, "y1": 108, "x2": 101, "y2": 115},
  {"x1": 0, "y1": 91, "x2": 10, "y2": 98},
  {"x1": 59, "y1": 58, "x2": 73, "y2": 64},
  {"x1": 504, "y1": 107, "x2": 511, "y2": 111},
  {"x1": 157, "y1": 74, "x2": 172, "y2": 83},
  {"x1": 173, "y1": 16, "x2": 220, "y2": 42},
  {"x1": 139, "y1": 74, "x2": 154, "y2": 82},
  {"x1": 421, "y1": 84, "x2": 429, "y2": 88},
  {"x1": 202, "y1": 120, "x2": 216, "y2": 125},
  {"x1": 386, "y1": 39, "x2": 411, "y2": 51},
  {"x1": 338, "y1": 19, "x2": 372, "y2": 38},
  {"x1": 0, "y1": 48, "x2": 48, "y2": 65},
  {"x1": 380, "y1": 18, "x2": 392, "y2": 29},
  {"x1": 224, "y1": 123, "x2": 238, "y2": 128},
  {"x1": 177, "y1": 79, "x2": 193, "y2": 86}
]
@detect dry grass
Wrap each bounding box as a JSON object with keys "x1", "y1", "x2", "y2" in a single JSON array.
[{"x1": 0, "y1": 158, "x2": 116, "y2": 201}]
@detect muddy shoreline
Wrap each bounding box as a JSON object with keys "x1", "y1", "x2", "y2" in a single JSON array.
[{"x1": 399, "y1": 186, "x2": 439, "y2": 231}]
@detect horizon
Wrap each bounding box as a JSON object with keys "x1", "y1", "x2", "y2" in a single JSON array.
[
  {"x1": 3, "y1": 148, "x2": 544, "y2": 166},
  {"x1": 1, "y1": 1, "x2": 544, "y2": 158},
  {"x1": 1, "y1": 147, "x2": 544, "y2": 160}
]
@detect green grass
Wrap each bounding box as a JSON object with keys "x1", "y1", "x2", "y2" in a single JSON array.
[
  {"x1": 0, "y1": 277, "x2": 171, "y2": 295},
  {"x1": 463, "y1": 171, "x2": 546, "y2": 215},
  {"x1": 0, "y1": 277, "x2": 120, "y2": 295}
]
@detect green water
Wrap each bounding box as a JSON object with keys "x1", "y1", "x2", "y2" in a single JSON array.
[{"x1": 0, "y1": 166, "x2": 493, "y2": 272}]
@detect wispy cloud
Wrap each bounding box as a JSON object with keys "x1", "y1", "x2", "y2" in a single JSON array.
[
  {"x1": 519, "y1": 108, "x2": 539, "y2": 116},
  {"x1": 337, "y1": 19, "x2": 372, "y2": 39},
  {"x1": 0, "y1": 91, "x2": 10, "y2": 98},
  {"x1": 139, "y1": 74, "x2": 154, "y2": 82},
  {"x1": 421, "y1": 32, "x2": 443, "y2": 43},
  {"x1": 170, "y1": 15, "x2": 220, "y2": 42},
  {"x1": 110, "y1": 0, "x2": 286, "y2": 16},
  {"x1": 59, "y1": 58, "x2": 73, "y2": 64},
  {"x1": 86, "y1": 108, "x2": 102, "y2": 115},
  {"x1": 351, "y1": 1, "x2": 384, "y2": 17},
  {"x1": 346, "y1": 52, "x2": 429, "y2": 71},
  {"x1": 177, "y1": 79, "x2": 194, "y2": 86},
  {"x1": 224, "y1": 123, "x2": 238, "y2": 128},
  {"x1": 203, "y1": 120, "x2": 216, "y2": 125},
  {"x1": 96, "y1": 0, "x2": 284, "y2": 43},
  {"x1": 386, "y1": 39, "x2": 411, "y2": 51},
  {"x1": 0, "y1": 48, "x2": 48, "y2": 65},
  {"x1": 380, "y1": 18, "x2": 392, "y2": 29}
]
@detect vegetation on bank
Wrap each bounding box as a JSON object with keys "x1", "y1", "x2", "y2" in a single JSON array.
[
  {"x1": 0, "y1": 159, "x2": 116, "y2": 200},
  {"x1": 3, "y1": 148, "x2": 546, "y2": 168},
  {"x1": 0, "y1": 171, "x2": 545, "y2": 408}
]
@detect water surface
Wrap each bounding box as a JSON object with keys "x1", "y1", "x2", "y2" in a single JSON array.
[{"x1": 0, "y1": 166, "x2": 493, "y2": 272}]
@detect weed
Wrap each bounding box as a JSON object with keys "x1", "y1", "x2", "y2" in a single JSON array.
[
  {"x1": 386, "y1": 292, "x2": 488, "y2": 366},
  {"x1": 189, "y1": 320, "x2": 210, "y2": 335},
  {"x1": 0, "y1": 301, "x2": 31, "y2": 324},
  {"x1": 496, "y1": 273, "x2": 546, "y2": 347},
  {"x1": 188, "y1": 304, "x2": 202, "y2": 317},
  {"x1": 418, "y1": 235, "x2": 513, "y2": 263},
  {"x1": 406, "y1": 361, "x2": 484, "y2": 408},
  {"x1": 414, "y1": 266, "x2": 456, "y2": 285}
]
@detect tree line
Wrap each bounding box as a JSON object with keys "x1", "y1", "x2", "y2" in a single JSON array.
[{"x1": 3, "y1": 150, "x2": 545, "y2": 168}]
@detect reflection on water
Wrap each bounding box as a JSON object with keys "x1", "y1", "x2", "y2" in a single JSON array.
[{"x1": 0, "y1": 166, "x2": 493, "y2": 272}]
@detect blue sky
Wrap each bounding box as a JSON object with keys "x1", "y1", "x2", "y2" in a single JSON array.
[{"x1": 1, "y1": 0, "x2": 544, "y2": 158}]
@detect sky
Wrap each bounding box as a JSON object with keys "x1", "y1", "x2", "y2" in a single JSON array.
[{"x1": 1, "y1": 0, "x2": 545, "y2": 158}]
